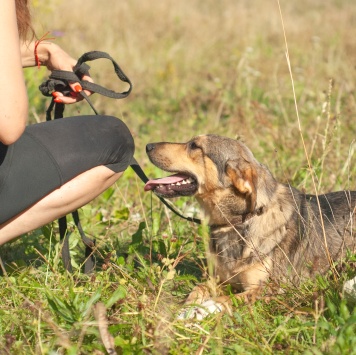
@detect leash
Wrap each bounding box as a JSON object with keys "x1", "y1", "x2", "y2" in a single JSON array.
[{"x1": 40, "y1": 51, "x2": 201, "y2": 273}]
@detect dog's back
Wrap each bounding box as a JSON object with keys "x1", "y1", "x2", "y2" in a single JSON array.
[{"x1": 273, "y1": 188, "x2": 356, "y2": 283}]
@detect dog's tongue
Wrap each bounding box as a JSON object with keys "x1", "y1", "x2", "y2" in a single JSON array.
[{"x1": 144, "y1": 173, "x2": 188, "y2": 191}]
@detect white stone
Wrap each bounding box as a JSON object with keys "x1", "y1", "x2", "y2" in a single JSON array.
[{"x1": 343, "y1": 276, "x2": 356, "y2": 306}]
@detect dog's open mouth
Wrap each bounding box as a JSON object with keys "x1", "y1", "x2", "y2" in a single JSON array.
[{"x1": 144, "y1": 173, "x2": 198, "y2": 198}]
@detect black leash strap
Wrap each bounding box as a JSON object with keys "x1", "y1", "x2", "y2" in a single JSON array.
[
  {"x1": 40, "y1": 51, "x2": 132, "y2": 101},
  {"x1": 58, "y1": 216, "x2": 72, "y2": 272},
  {"x1": 41, "y1": 51, "x2": 200, "y2": 273},
  {"x1": 49, "y1": 100, "x2": 96, "y2": 274},
  {"x1": 41, "y1": 50, "x2": 132, "y2": 274}
]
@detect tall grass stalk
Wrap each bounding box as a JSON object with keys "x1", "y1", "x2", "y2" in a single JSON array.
[{"x1": 277, "y1": 0, "x2": 336, "y2": 279}]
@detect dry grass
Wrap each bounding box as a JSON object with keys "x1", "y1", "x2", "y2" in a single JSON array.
[
  {"x1": 1, "y1": 0, "x2": 355, "y2": 353},
  {"x1": 32, "y1": 0, "x2": 356, "y2": 191}
]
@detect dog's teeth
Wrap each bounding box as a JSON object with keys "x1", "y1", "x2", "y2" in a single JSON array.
[
  {"x1": 182, "y1": 180, "x2": 187, "y2": 185},
  {"x1": 176, "y1": 182, "x2": 181, "y2": 186}
]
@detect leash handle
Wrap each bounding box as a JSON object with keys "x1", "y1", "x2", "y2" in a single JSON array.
[
  {"x1": 74, "y1": 51, "x2": 132, "y2": 99},
  {"x1": 39, "y1": 51, "x2": 132, "y2": 100}
]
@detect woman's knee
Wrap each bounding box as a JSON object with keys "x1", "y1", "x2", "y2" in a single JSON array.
[{"x1": 97, "y1": 115, "x2": 135, "y2": 172}]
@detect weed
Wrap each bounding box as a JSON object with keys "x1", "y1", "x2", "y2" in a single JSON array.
[{"x1": 1, "y1": 0, "x2": 355, "y2": 353}]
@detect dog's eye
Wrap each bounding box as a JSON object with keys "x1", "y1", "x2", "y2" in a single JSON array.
[{"x1": 189, "y1": 141, "x2": 200, "y2": 150}]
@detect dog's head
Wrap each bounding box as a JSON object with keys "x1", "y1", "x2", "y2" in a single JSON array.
[{"x1": 145, "y1": 135, "x2": 273, "y2": 222}]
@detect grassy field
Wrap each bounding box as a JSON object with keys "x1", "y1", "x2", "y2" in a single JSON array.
[{"x1": 1, "y1": 0, "x2": 355, "y2": 353}]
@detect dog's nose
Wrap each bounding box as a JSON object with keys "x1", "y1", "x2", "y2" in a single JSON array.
[{"x1": 146, "y1": 143, "x2": 156, "y2": 153}]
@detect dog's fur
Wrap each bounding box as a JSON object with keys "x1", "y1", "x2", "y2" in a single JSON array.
[{"x1": 145, "y1": 135, "x2": 356, "y2": 308}]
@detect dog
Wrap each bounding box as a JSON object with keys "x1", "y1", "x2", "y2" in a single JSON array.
[{"x1": 144, "y1": 135, "x2": 356, "y2": 318}]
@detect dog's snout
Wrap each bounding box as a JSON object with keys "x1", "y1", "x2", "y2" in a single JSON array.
[{"x1": 146, "y1": 143, "x2": 156, "y2": 153}]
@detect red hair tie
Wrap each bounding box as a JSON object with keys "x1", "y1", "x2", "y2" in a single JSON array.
[{"x1": 34, "y1": 31, "x2": 56, "y2": 68}]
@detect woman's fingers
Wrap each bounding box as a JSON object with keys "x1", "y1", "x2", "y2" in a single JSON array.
[
  {"x1": 52, "y1": 91, "x2": 79, "y2": 104},
  {"x1": 52, "y1": 74, "x2": 94, "y2": 104},
  {"x1": 69, "y1": 82, "x2": 83, "y2": 94}
]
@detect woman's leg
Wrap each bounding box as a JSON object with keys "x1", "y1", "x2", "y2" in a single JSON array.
[
  {"x1": 0, "y1": 115, "x2": 135, "y2": 242},
  {"x1": 0, "y1": 166, "x2": 123, "y2": 244}
]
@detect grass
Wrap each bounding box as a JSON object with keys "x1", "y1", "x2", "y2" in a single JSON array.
[{"x1": 1, "y1": 0, "x2": 356, "y2": 353}]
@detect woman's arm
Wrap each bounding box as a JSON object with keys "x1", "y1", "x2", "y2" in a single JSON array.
[
  {"x1": 21, "y1": 40, "x2": 77, "y2": 71},
  {"x1": 0, "y1": 1, "x2": 28, "y2": 145},
  {"x1": 0, "y1": 2, "x2": 93, "y2": 146}
]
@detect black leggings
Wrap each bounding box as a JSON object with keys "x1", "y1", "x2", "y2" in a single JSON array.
[{"x1": 0, "y1": 115, "x2": 134, "y2": 224}]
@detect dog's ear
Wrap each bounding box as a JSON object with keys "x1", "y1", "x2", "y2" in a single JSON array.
[{"x1": 226, "y1": 160, "x2": 258, "y2": 212}]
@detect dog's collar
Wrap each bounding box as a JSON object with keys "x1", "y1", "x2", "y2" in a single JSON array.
[{"x1": 210, "y1": 206, "x2": 266, "y2": 230}]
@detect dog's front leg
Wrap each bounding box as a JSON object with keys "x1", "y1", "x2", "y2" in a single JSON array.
[
  {"x1": 178, "y1": 289, "x2": 256, "y2": 320},
  {"x1": 178, "y1": 287, "x2": 263, "y2": 320}
]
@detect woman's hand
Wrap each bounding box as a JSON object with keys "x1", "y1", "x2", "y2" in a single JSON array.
[
  {"x1": 44, "y1": 43, "x2": 93, "y2": 104},
  {"x1": 21, "y1": 40, "x2": 93, "y2": 104}
]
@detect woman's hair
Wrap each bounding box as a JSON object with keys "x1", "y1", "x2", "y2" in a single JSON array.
[{"x1": 15, "y1": 0, "x2": 34, "y2": 39}]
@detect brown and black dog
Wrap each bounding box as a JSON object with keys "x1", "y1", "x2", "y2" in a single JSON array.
[{"x1": 144, "y1": 135, "x2": 356, "y2": 317}]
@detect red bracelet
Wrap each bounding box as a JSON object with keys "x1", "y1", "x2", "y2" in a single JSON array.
[{"x1": 34, "y1": 31, "x2": 56, "y2": 69}]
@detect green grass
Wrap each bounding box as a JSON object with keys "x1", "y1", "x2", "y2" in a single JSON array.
[{"x1": 1, "y1": 0, "x2": 356, "y2": 353}]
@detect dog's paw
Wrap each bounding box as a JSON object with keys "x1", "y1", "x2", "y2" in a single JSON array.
[{"x1": 177, "y1": 300, "x2": 223, "y2": 321}]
